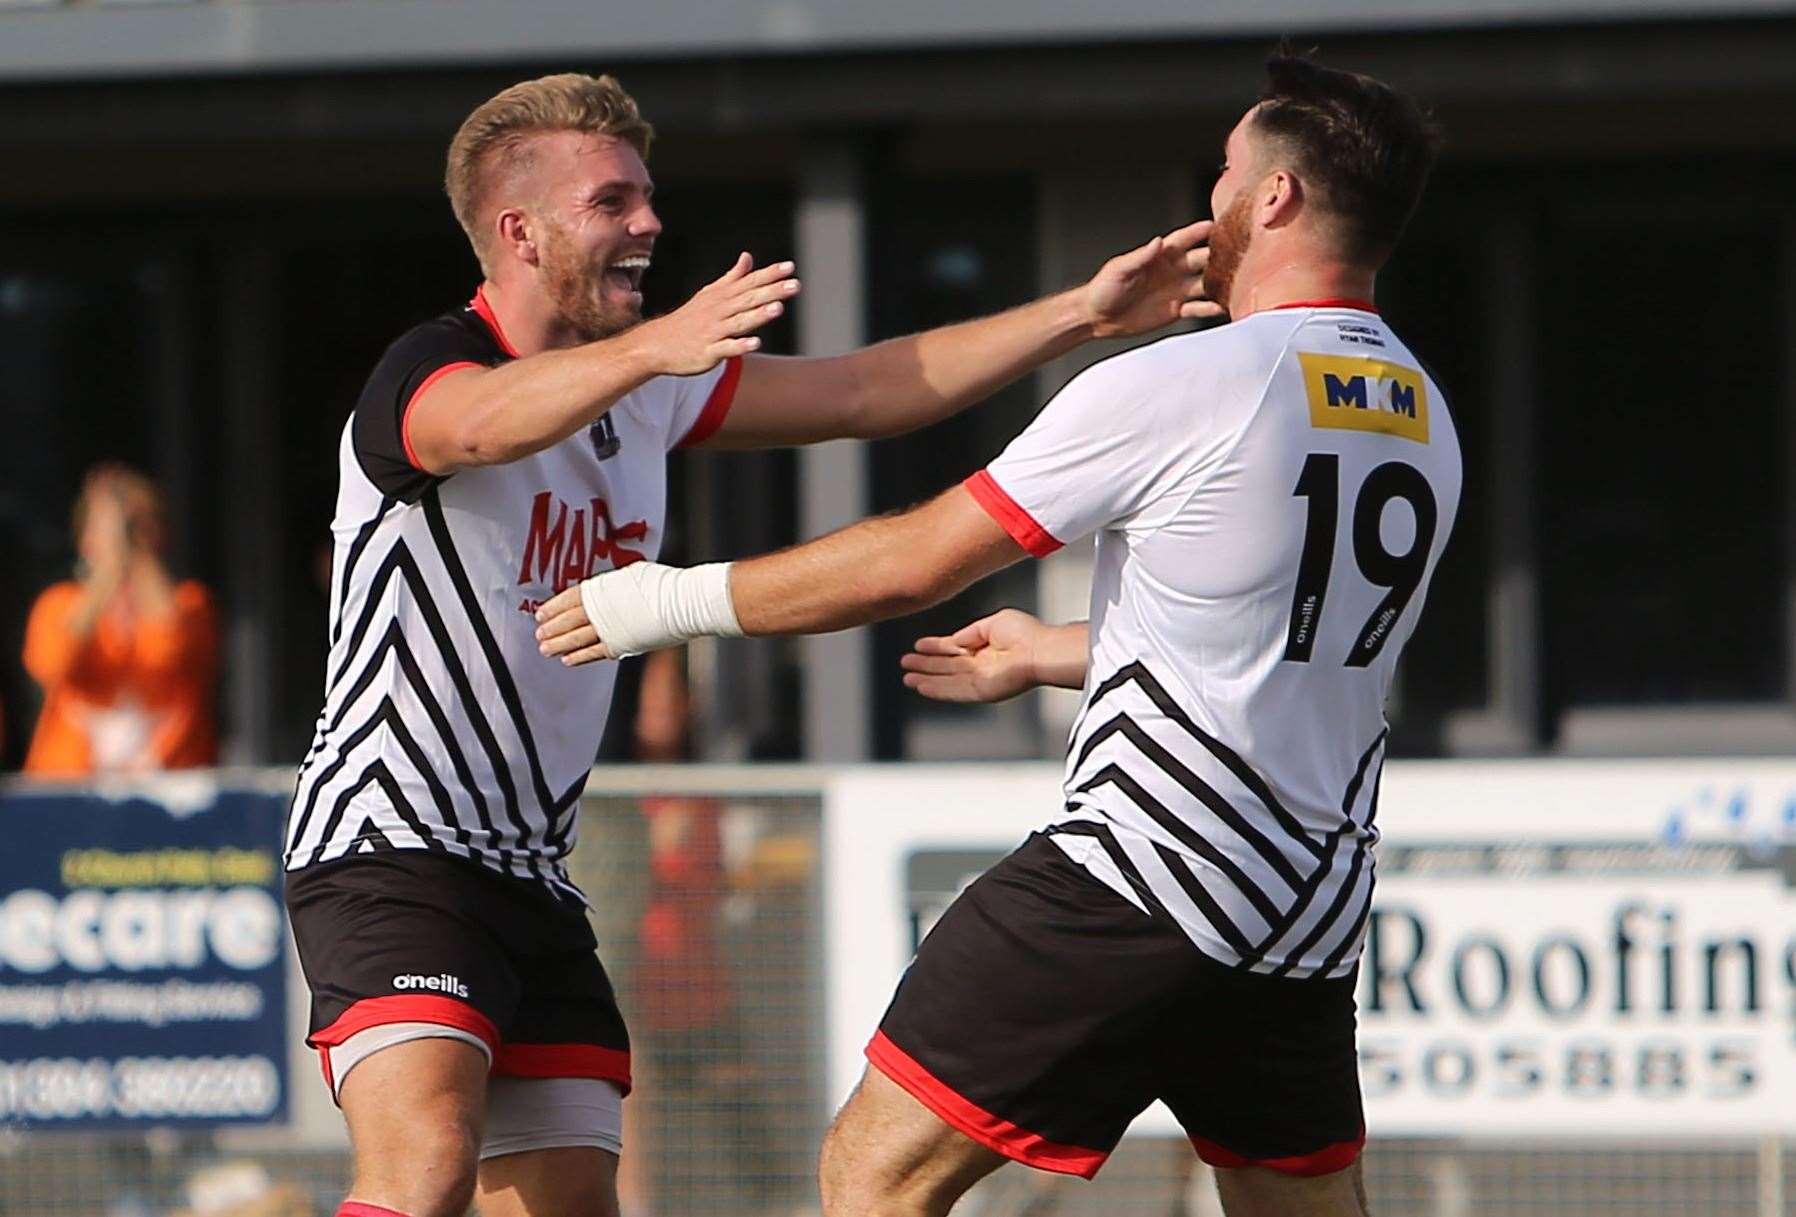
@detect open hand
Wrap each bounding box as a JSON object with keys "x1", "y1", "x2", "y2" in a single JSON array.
[
  {"x1": 638, "y1": 253, "x2": 800, "y2": 376},
  {"x1": 899, "y1": 608, "x2": 1047, "y2": 703},
  {"x1": 1080, "y1": 220, "x2": 1225, "y2": 339}
]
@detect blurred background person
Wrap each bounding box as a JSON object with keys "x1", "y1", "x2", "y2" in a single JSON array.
[
  {"x1": 21, "y1": 462, "x2": 217, "y2": 776},
  {"x1": 169, "y1": 1161, "x2": 317, "y2": 1217},
  {"x1": 598, "y1": 641, "x2": 814, "y2": 1217},
  {"x1": 620, "y1": 645, "x2": 772, "y2": 1217}
]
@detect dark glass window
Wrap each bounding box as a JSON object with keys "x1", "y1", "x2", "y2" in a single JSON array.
[
  {"x1": 0, "y1": 240, "x2": 193, "y2": 769},
  {"x1": 1540, "y1": 198, "x2": 1784, "y2": 710},
  {"x1": 1379, "y1": 187, "x2": 1494, "y2": 752},
  {"x1": 647, "y1": 183, "x2": 802, "y2": 760},
  {"x1": 867, "y1": 174, "x2": 1041, "y2": 759},
  {"x1": 272, "y1": 200, "x2": 476, "y2": 759}
]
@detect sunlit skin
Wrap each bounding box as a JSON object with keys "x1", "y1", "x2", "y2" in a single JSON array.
[
  {"x1": 1202, "y1": 105, "x2": 1376, "y2": 320},
  {"x1": 522, "y1": 91, "x2": 1404, "y2": 1217},
  {"x1": 529, "y1": 111, "x2": 1393, "y2": 669},
  {"x1": 528, "y1": 219, "x2": 1233, "y2": 664},
  {"x1": 482, "y1": 130, "x2": 673, "y2": 352},
  {"x1": 323, "y1": 76, "x2": 1252, "y2": 1217},
  {"x1": 892, "y1": 112, "x2": 1392, "y2": 698},
  {"x1": 414, "y1": 123, "x2": 1227, "y2": 486},
  {"x1": 400, "y1": 133, "x2": 796, "y2": 476}
]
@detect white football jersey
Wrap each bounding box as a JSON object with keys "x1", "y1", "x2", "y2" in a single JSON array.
[
  {"x1": 286, "y1": 290, "x2": 741, "y2": 902},
  {"x1": 965, "y1": 301, "x2": 1462, "y2": 976}
]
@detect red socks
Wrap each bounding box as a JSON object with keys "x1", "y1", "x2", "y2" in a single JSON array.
[{"x1": 338, "y1": 1204, "x2": 412, "y2": 1217}]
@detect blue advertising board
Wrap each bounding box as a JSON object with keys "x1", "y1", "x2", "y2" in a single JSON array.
[{"x1": 0, "y1": 782, "x2": 289, "y2": 1128}]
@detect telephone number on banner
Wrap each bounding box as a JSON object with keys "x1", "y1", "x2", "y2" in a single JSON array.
[
  {"x1": 1359, "y1": 1037, "x2": 1758, "y2": 1101},
  {"x1": 0, "y1": 1056, "x2": 281, "y2": 1121}
]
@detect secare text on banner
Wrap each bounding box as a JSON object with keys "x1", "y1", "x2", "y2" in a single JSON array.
[{"x1": 0, "y1": 780, "x2": 289, "y2": 1128}]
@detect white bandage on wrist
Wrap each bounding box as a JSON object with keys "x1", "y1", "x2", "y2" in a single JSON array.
[{"x1": 577, "y1": 561, "x2": 743, "y2": 659}]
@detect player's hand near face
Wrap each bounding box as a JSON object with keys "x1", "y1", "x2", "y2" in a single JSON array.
[
  {"x1": 900, "y1": 610, "x2": 1090, "y2": 703},
  {"x1": 404, "y1": 254, "x2": 798, "y2": 475},
  {"x1": 635, "y1": 253, "x2": 799, "y2": 375},
  {"x1": 1080, "y1": 219, "x2": 1225, "y2": 339},
  {"x1": 677, "y1": 224, "x2": 1220, "y2": 451}
]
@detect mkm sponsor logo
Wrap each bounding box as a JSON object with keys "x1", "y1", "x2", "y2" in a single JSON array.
[{"x1": 1299, "y1": 352, "x2": 1429, "y2": 443}]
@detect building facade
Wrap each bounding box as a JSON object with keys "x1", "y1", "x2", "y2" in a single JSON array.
[{"x1": 2, "y1": 0, "x2": 1794, "y2": 764}]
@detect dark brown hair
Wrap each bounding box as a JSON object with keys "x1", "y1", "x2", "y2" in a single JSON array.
[{"x1": 1251, "y1": 50, "x2": 1441, "y2": 262}]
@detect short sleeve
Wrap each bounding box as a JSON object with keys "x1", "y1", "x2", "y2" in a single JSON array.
[
  {"x1": 666, "y1": 357, "x2": 744, "y2": 452},
  {"x1": 966, "y1": 352, "x2": 1191, "y2": 556},
  {"x1": 352, "y1": 320, "x2": 493, "y2": 503}
]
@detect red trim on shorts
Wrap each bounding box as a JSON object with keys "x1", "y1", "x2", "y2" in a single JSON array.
[
  {"x1": 471, "y1": 285, "x2": 523, "y2": 358},
  {"x1": 963, "y1": 470, "x2": 1062, "y2": 558},
  {"x1": 402, "y1": 361, "x2": 481, "y2": 470},
  {"x1": 1269, "y1": 298, "x2": 1379, "y2": 315},
  {"x1": 493, "y1": 1043, "x2": 633, "y2": 1095},
  {"x1": 866, "y1": 1031, "x2": 1106, "y2": 1179},
  {"x1": 675, "y1": 355, "x2": 744, "y2": 449},
  {"x1": 308, "y1": 995, "x2": 501, "y2": 1055},
  {"x1": 1188, "y1": 1128, "x2": 1366, "y2": 1177},
  {"x1": 338, "y1": 1203, "x2": 413, "y2": 1217}
]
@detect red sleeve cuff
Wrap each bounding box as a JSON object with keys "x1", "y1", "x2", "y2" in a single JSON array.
[
  {"x1": 964, "y1": 470, "x2": 1062, "y2": 557},
  {"x1": 675, "y1": 356, "x2": 744, "y2": 449},
  {"x1": 402, "y1": 361, "x2": 482, "y2": 471}
]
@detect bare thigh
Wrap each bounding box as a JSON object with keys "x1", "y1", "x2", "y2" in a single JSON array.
[
  {"x1": 1212, "y1": 1159, "x2": 1368, "y2": 1217},
  {"x1": 339, "y1": 1037, "x2": 490, "y2": 1217},
  {"x1": 478, "y1": 1146, "x2": 619, "y2": 1217},
  {"x1": 820, "y1": 1066, "x2": 1010, "y2": 1217}
]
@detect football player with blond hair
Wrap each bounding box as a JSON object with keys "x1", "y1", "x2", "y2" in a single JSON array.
[{"x1": 284, "y1": 70, "x2": 1219, "y2": 1217}]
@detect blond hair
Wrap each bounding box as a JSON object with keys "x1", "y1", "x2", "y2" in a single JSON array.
[{"x1": 445, "y1": 73, "x2": 655, "y2": 273}]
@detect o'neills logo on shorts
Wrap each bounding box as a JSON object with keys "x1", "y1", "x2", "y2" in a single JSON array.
[{"x1": 392, "y1": 972, "x2": 470, "y2": 999}]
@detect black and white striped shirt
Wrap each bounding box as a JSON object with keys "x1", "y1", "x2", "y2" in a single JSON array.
[
  {"x1": 286, "y1": 289, "x2": 741, "y2": 901},
  {"x1": 963, "y1": 302, "x2": 1461, "y2": 977}
]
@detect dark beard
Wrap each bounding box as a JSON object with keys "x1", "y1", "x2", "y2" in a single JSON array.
[
  {"x1": 540, "y1": 226, "x2": 641, "y2": 342},
  {"x1": 1202, "y1": 189, "x2": 1254, "y2": 313}
]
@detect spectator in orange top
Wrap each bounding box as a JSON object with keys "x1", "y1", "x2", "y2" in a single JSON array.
[{"x1": 22, "y1": 463, "x2": 218, "y2": 776}]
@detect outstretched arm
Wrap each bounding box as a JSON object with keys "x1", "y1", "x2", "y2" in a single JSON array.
[
  {"x1": 407, "y1": 255, "x2": 796, "y2": 472},
  {"x1": 694, "y1": 221, "x2": 1222, "y2": 449},
  {"x1": 900, "y1": 610, "x2": 1089, "y2": 703},
  {"x1": 532, "y1": 485, "x2": 1026, "y2": 664},
  {"x1": 535, "y1": 283, "x2": 1189, "y2": 664}
]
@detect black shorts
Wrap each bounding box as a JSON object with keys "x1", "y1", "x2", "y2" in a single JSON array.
[
  {"x1": 868, "y1": 832, "x2": 1363, "y2": 1180},
  {"x1": 285, "y1": 852, "x2": 629, "y2": 1095}
]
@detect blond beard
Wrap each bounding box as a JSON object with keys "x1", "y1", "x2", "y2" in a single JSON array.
[{"x1": 538, "y1": 223, "x2": 642, "y2": 342}]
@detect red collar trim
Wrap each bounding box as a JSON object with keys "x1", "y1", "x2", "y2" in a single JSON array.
[
  {"x1": 471, "y1": 285, "x2": 522, "y2": 358},
  {"x1": 1269, "y1": 297, "x2": 1379, "y2": 315}
]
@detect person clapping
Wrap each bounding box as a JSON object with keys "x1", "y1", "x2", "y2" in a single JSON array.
[{"x1": 22, "y1": 463, "x2": 217, "y2": 776}]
